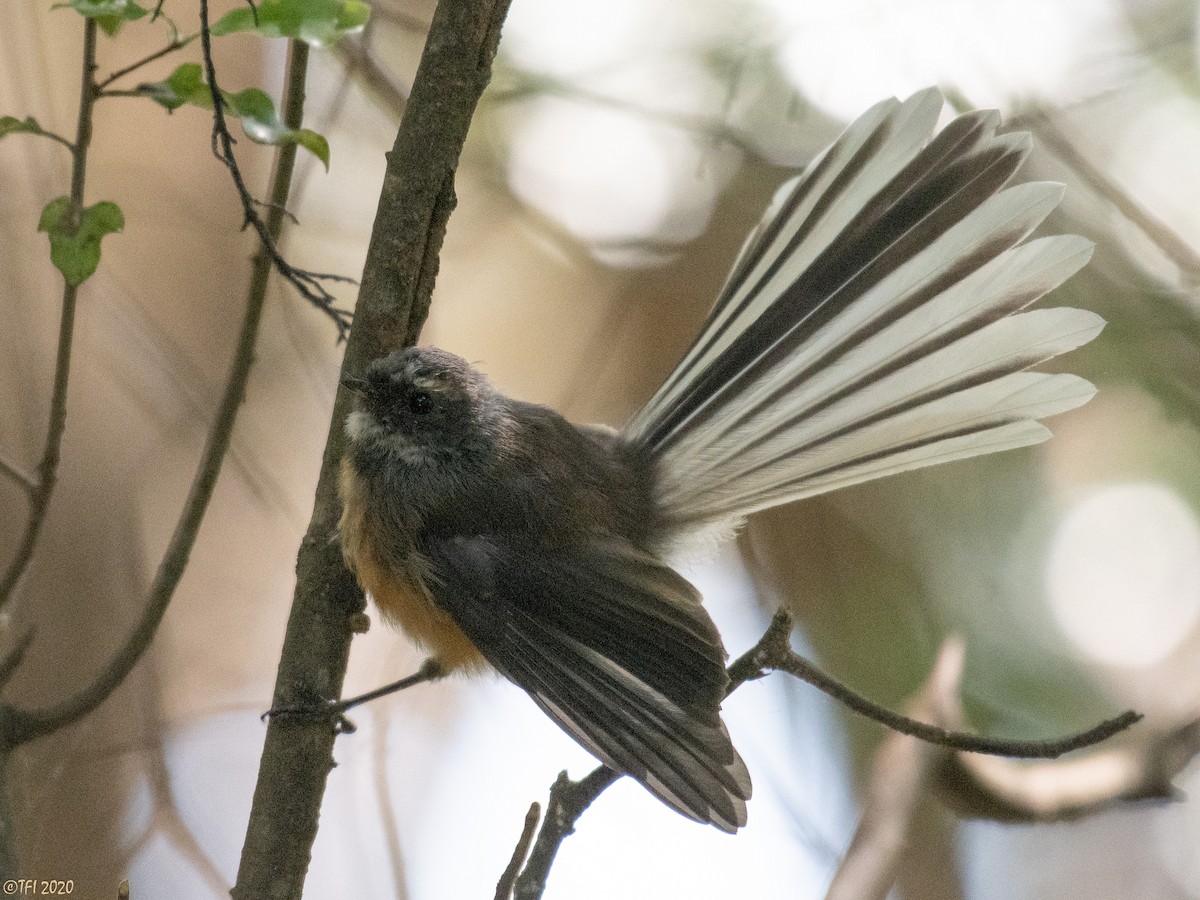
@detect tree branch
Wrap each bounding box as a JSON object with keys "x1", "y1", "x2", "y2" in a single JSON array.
[
  {"x1": 332, "y1": 34, "x2": 410, "y2": 120},
  {"x1": 0, "y1": 454, "x2": 36, "y2": 497},
  {"x1": 495, "y1": 803, "x2": 541, "y2": 900},
  {"x1": 736, "y1": 612, "x2": 1140, "y2": 759},
  {"x1": 232, "y1": 2, "x2": 512, "y2": 897},
  {"x1": 1015, "y1": 106, "x2": 1200, "y2": 285},
  {"x1": 506, "y1": 614, "x2": 792, "y2": 900},
  {"x1": 510, "y1": 767, "x2": 619, "y2": 900},
  {"x1": 95, "y1": 34, "x2": 193, "y2": 92}
]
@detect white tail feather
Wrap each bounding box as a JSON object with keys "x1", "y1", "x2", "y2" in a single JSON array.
[{"x1": 622, "y1": 89, "x2": 1102, "y2": 538}]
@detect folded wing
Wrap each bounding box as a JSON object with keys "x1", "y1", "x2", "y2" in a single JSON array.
[{"x1": 423, "y1": 534, "x2": 751, "y2": 832}]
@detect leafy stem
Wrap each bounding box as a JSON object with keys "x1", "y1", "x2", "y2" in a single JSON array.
[
  {"x1": 1, "y1": 26, "x2": 309, "y2": 748},
  {"x1": 0, "y1": 17, "x2": 98, "y2": 610},
  {"x1": 197, "y1": 0, "x2": 353, "y2": 338}
]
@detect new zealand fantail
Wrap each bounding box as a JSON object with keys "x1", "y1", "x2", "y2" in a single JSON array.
[{"x1": 337, "y1": 89, "x2": 1100, "y2": 832}]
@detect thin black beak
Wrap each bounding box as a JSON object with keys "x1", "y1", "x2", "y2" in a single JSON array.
[{"x1": 341, "y1": 373, "x2": 368, "y2": 396}]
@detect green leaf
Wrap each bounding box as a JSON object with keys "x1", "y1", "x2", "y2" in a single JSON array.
[
  {"x1": 38, "y1": 198, "x2": 124, "y2": 286},
  {"x1": 211, "y1": 0, "x2": 371, "y2": 46},
  {"x1": 55, "y1": 0, "x2": 149, "y2": 35},
  {"x1": 0, "y1": 115, "x2": 42, "y2": 138},
  {"x1": 1, "y1": 116, "x2": 52, "y2": 140},
  {"x1": 138, "y1": 67, "x2": 331, "y2": 168},
  {"x1": 139, "y1": 63, "x2": 211, "y2": 112},
  {"x1": 227, "y1": 88, "x2": 331, "y2": 168},
  {"x1": 0, "y1": 115, "x2": 72, "y2": 149}
]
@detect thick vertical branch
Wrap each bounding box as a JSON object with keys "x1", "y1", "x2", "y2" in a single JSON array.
[{"x1": 232, "y1": 2, "x2": 511, "y2": 898}]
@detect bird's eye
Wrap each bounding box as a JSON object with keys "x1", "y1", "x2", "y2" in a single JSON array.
[{"x1": 408, "y1": 390, "x2": 433, "y2": 415}]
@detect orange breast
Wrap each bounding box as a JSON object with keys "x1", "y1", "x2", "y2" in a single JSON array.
[{"x1": 339, "y1": 459, "x2": 485, "y2": 672}]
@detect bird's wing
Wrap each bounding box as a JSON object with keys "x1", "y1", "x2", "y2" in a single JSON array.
[{"x1": 421, "y1": 533, "x2": 751, "y2": 832}]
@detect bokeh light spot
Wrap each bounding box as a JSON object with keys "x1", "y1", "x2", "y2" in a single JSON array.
[
  {"x1": 1046, "y1": 483, "x2": 1200, "y2": 667},
  {"x1": 505, "y1": 98, "x2": 678, "y2": 245}
]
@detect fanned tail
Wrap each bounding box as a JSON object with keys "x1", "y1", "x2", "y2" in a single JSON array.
[{"x1": 622, "y1": 88, "x2": 1099, "y2": 535}]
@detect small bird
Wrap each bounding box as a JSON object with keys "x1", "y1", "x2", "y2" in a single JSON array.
[{"x1": 337, "y1": 88, "x2": 1101, "y2": 832}]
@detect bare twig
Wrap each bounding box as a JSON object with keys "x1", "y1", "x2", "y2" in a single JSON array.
[
  {"x1": 0, "y1": 455, "x2": 36, "y2": 497},
  {"x1": 332, "y1": 35, "x2": 411, "y2": 120},
  {"x1": 373, "y1": 6, "x2": 432, "y2": 33},
  {"x1": 0, "y1": 17, "x2": 97, "y2": 612},
  {"x1": 506, "y1": 613, "x2": 792, "y2": 900},
  {"x1": 511, "y1": 768, "x2": 619, "y2": 900},
  {"x1": 1017, "y1": 107, "x2": 1200, "y2": 285},
  {"x1": 261, "y1": 658, "x2": 444, "y2": 729},
  {"x1": 0, "y1": 630, "x2": 35, "y2": 689},
  {"x1": 936, "y1": 715, "x2": 1200, "y2": 823},
  {"x1": 495, "y1": 803, "x2": 541, "y2": 900},
  {"x1": 95, "y1": 35, "x2": 193, "y2": 92},
  {"x1": 735, "y1": 611, "x2": 1141, "y2": 759},
  {"x1": 487, "y1": 72, "x2": 762, "y2": 158},
  {"x1": 330, "y1": 658, "x2": 443, "y2": 715}
]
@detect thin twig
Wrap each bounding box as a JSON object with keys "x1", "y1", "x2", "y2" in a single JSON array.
[
  {"x1": 332, "y1": 658, "x2": 443, "y2": 714},
  {"x1": 0, "y1": 455, "x2": 36, "y2": 497},
  {"x1": 95, "y1": 36, "x2": 192, "y2": 91},
  {"x1": 0, "y1": 18, "x2": 97, "y2": 611},
  {"x1": 332, "y1": 35, "x2": 410, "y2": 120},
  {"x1": 764, "y1": 613, "x2": 1140, "y2": 758},
  {"x1": 936, "y1": 715, "x2": 1200, "y2": 823},
  {"x1": 505, "y1": 613, "x2": 793, "y2": 899},
  {"x1": 1015, "y1": 106, "x2": 1200, "y2": 284},
  {"x1": 260, "y1": 658, "x2": 444, "y2": 729},
  {"x1": 373, "y1": 6, "x2": 432, "y2": 33},
  {"x1": 495, "y1": 803, "x2": 541, "y2": 900},
  {"x1": 504, "y1": 613, "x2": 807, "y2": 899},
  {"x1": 511, "y1": 768, "x2": 619, "y2": 900},
  {"x1": 197, "y1": 0, "x2": 354, "y2": 340},
  {"x1": 488, "y1": 72, "x2": 762, "y2": 159},
  {"x1": 0, "y1": 630, "x2": 35, "y2": 689},
  {"x1": 17, "y1": 128, "x2": 76, "y2": 152}
]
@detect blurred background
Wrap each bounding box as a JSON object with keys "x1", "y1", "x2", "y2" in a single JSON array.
[{"x1": 3, "y1": 0, "x2": 1200, "y2": 896}]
